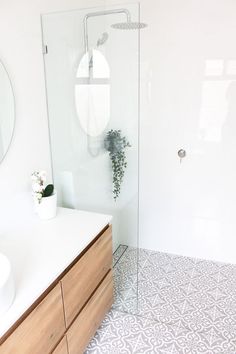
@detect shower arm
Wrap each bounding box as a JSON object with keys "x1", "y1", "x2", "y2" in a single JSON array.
[{"x1": 83, "y1": 8, "x2": 131, "y2": 52}]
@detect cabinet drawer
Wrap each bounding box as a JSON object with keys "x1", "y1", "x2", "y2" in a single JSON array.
[
  {"x1": 52, "y1": 336, "x2": 68, "y2": 354},
  {"x1": 67, "y1": 271, "x2": 113, "y2": 354},
  {"x1": 61, "y1": 225, "x2": 112, "y2": 327},
  {"x1": 0, "y1": 284, "x2": 65, "y2": 354}
]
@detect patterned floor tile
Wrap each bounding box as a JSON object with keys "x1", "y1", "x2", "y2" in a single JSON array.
[
  {"x1": 106, "y1": 247, "x2": 236, "y2": 353},
  {"x1": 85, "y1": 309, "x2": 236, "y2": 354}
]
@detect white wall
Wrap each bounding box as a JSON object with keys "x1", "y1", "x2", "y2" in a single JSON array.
[
  {"x1": 0, "y1": 0, "x2": 106, "y2": 230},
  {"x1": 103, "y1": 0, "x2": 236, "y2": 264},
  {"x1": 138, "y1": 0, "x2": 236, "y2": 264},
  {"x1": 42, "y1": 3, "x2": 139, "y2": 250},
  {"x1": 1, "y1": 0, "x2": 236, "y2": 264}
]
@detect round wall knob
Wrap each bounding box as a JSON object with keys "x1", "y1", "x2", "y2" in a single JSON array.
[{"x1": 178, "y1": 149, "x2": 186, "y2": 159}]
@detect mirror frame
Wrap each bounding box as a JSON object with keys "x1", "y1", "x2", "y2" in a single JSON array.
[{"x1": 0, "y1": 59, "x2": 15, "y2": 165}]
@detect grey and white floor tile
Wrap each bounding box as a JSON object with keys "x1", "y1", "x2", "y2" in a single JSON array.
[
  {"x1": 85, "y1": 309, "x2": 236, "y2": 354},
  {"x1": 86, "y1": 247, "x2": 236, "y2": 353}
]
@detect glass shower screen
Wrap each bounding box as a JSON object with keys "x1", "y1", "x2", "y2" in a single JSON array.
[{"x1": 41, "y1": 3, "x2": 140, "y2": 315}]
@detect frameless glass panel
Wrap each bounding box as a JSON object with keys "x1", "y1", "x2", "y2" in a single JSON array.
[{"x1": 42, "y1": 3, "x2": 140, "y2": 315}]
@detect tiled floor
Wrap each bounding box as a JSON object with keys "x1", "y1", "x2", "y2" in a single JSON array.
[{"x1": 86, "y1": 247, "x2": 236, "y2": 353}]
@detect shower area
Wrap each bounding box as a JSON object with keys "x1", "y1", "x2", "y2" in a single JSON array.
[
  {"x1": 42, "y1": 2, "x2": 141, "y2": 315},
  {"x1": 42, "y1": 2, "x2": 236, "y2": 352}
]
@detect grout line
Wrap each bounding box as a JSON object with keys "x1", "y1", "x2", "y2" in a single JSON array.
[
  {"x1": 186, "y1": 258, "x2": 198, "y2": 296},
  {"x1": 209, "y1": 268, "x2": 221, "y2": 346},
  {"x1": 97, "y1": 325, "x2": 109, "y2": 342},
  {"x1": 139, "y1": 253, "x2": 149, "y2": 270},
  {"x1": 175, "y1": 258, "x2": 197, "y2": 332},
  {"x1": 215, "y1": 269, "x2": 221, "y2": 302},
  {"x1": 131, "y1": 335, "x2": 142, "y2": 353}
]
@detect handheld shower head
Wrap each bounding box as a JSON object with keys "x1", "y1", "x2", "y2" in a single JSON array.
[{"x1": 97, "y1": 32, "x2": 109, "y2": 47}]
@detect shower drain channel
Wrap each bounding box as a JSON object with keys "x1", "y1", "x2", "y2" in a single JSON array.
[{"x1": 113, "y1": 244, "x2": 128, "y2": 267}]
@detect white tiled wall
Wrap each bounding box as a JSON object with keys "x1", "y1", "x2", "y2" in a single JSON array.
[
  {"x1": 42, "y1": 3, "x2": 139, "y2": 250},
  {"x1": 1, "y1": 0, "x2": 236, "y2": 264},
  {"x1": 138, "y1": 0, "x2": 236, "y2": 263},
  {"x1": 0, "y1": 0, "x2": 106, "y2": 228}
]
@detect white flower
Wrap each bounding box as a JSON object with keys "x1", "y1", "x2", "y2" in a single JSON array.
[
  {"x1": 33, "y1": 192, "x2": 43, "y2": 204},
  {"x1": 36, "y1": 192, "x2": 42, "y2": 200},
  {"x1": 39, "y1": 171, "x2": 46, "y2": 182},
  {"x1": 31, "y1": 171, "x2": 49, "y2": 204},
  {"x1": 31, "y1": 171, "x2": 46, "y2": 182},
  {"x1": 32, "y1": 182, "x2": 44, "y2": 193},
  {"x1": 31, "y1": 172, "x2": 40, "y2": 182}
]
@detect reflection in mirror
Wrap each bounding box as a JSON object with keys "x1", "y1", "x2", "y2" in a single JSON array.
[
  {"x1": 0, "y1": 61, "x2": 15, "y2": 163},
  {"x1": 75, "y1": 50, "x2": 110, "y2": 137}
]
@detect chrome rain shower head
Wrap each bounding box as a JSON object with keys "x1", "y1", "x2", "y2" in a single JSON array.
[
  {"x1": 111, "y1": 21, "x2": 147, "y2": 30},
  {"x1": 83, "y1": 9, "x2": 148, "y2": 52}
]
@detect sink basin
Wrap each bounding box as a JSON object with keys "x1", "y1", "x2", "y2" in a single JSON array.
[{"x1": 0, "y1": 253, "x2": 15, "y2": 315}]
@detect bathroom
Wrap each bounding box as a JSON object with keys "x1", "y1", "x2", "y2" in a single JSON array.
[{"x1": 0, "y1": 0, "x2": 236, "y2": 353}]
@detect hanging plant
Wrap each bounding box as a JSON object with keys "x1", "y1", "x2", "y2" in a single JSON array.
[{"x1": 104, "y1": 129, "x2": 131, "y2": 201}]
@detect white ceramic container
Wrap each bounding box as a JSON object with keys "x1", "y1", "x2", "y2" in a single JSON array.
[
  {"x1": 36, "y1": 191, "x2": 57, "y2": 220},
  {"x1": 0, "y1": 253, "x2": 15, "y2": 316}
]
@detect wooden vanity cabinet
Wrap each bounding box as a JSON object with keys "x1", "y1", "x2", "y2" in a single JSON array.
[
  {"x1": 67, "y1": 271, "x2": 113, "y2": 354},
  {"x1": 0, "y1": 224, "x2": 113, "y2": 354},
  {"x1": 61, "y1": 225, "x2": 112, "y2": 327},
  {"x1": 0, "y1": 284, "x2": 65, "y2": 354},
  {"x1": 52, "y1": 336, "x2": 68, "y2": 354}
]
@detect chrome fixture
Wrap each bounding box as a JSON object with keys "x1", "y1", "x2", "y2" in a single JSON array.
[
  {"x1": 88, "y1": 32, "x2": 109, "y2": 69},
  {"x1": 178, "y1": 149, "x2": 186, "y2": 163},
  {"x1": 80, "y1": 8, "x2": 147, "y2": 157},
  {"x1": 97, "y1": 32, "x2": 109, "y2": 47},
  {"x1": 83, "y1": 8, "x2": 147, "y2": 52},
  {"x1": 111, "y1": 21, "x2": 147, "y2": 30}
]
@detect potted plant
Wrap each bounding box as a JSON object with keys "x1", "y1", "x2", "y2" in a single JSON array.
[
  {"x1": 104, "y1": 129, "x2": 131, "y2": 201},
  {"x1": 31, "y1": 171, "x2": 57, "y2": 220}
]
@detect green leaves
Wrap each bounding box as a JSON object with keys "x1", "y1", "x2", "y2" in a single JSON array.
[
  {"x1": 104, "y1": 130, "x2": 131, "y2": 201},
  {"x1": 43, "y1": 184, "x2": 54, "y2": 198}
]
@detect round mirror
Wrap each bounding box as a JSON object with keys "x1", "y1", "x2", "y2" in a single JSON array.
[{"x1": 0, "y1": 60, "x2": 15, "y2": 163}]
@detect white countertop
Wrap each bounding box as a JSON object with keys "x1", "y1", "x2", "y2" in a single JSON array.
[{"x1": 0, "y1": 207, "x2": 112, "y2": 339}]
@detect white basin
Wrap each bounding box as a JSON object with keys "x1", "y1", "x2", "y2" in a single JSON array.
[{"x1": 0, "y1": 253, "x2": 15, "y2": 315}]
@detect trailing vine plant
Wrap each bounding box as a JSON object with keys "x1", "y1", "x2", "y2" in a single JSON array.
[{"x1": 104, "y1": 129, "x2": 131, "y2": 201}]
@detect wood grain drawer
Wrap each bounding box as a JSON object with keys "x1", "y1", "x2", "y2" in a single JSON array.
[
  {"x1": 61, "y1": 225, "x2": 112, "y2": 327},
  {"x1": 0, "y1": 284, "x2": 65, "y2": 354},
  {"x1": 52, "y1": 336, "x2": 68, "y2": 354},
  {"x1": 67, "y1": 271, "x2": 113, "y2": 354}
]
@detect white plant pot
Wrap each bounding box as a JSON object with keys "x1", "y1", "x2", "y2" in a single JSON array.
[{"x1": 36, "y1": 192, "x2": 57, "y2": 220}]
